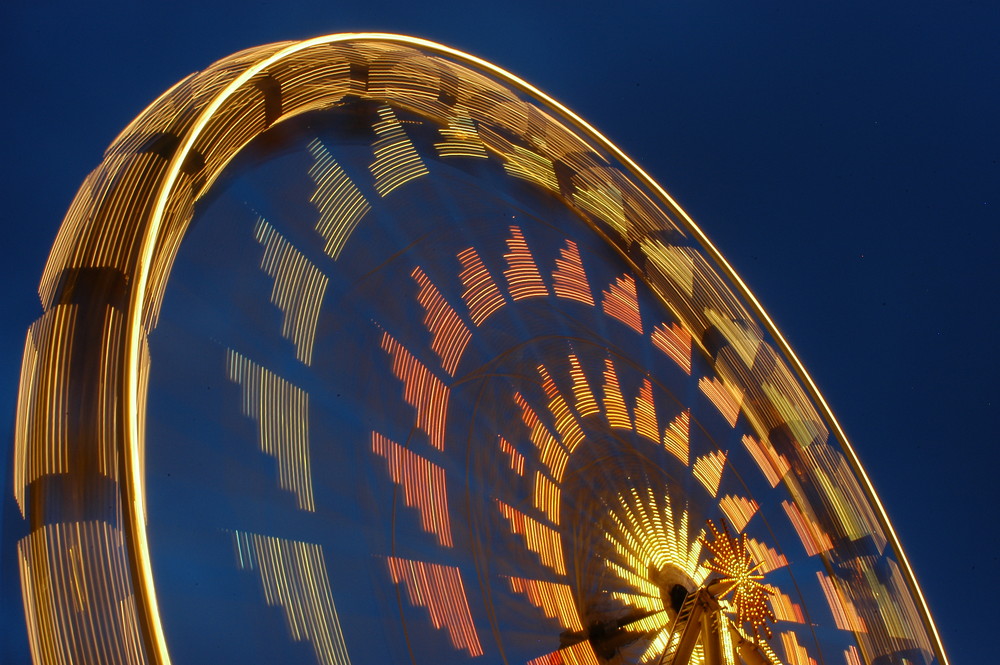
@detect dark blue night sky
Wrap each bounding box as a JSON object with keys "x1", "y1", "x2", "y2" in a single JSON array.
[{"x1": 1, "y1": 2, "x2": 996, "y2": 664}]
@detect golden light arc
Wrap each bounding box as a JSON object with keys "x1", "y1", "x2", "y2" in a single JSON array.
[{"x1": 21, "y1": 32, "x2": 946, "y2": 665}]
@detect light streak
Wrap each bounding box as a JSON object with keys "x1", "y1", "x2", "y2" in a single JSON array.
[
  {"x1": 602, "y1": 358, "x2": 632, "y2": 430},
  {"x1": 780, "y1": 631, "x2": 817, "y2": 665},
  {"x1": 386, "y1": 557, "x2": 484, "y2": 657},
  {"x1": 381, "y1": 332, "x2": 449, "y2": 451},
  {"x1": 662, "y1": 409, "x2": 690, "y2": 466},
  {"x1": 457, "y1": 246, "x2": 507, "y2": 325},
  {"x1": 692, "y1": 450, "x2": 727, "y2": 497},
  {"x1": 527, "y1": 641, "x2": 601, "y2": 665},
  {"x1": 699, "y1": 376, "x2": 743, "y2": 427},
  {"x1": 369, "y1": 105, "x2": 428, "y2": 196},
  {"x1": 255, "y1": 219, "x2": 328, "y2": 366},
  {"x1": 651, "y1": 321, "x2": 692, "y2": 375},
  {"x1": 568, "y1": 354, "x2": 599, "y2": 417},
  {"x1": 633, "y1": 377, "x2": 659, "y2": 443},
  {"x1": 533, "y1": 472, "x2": 561, "y2": 525},
  {"x1": 742, "y1": 434, "x2": 790, "y2": 488},
  {"x1": 18, "y1": 521, "x2": 144, "y2": 665},
  {"x1": 412, "y1": 266, "x2": 471, "y2": 376},
  {"x1": 498, "y1": 435, "x2": 525, "y2": 475},
  {"x1": 551, "y1": 239, "x2": 594, "y2": 306},
  {"x1": 816, "y1": 572, "x2": 866, "y2": 633},
  {"x1": 434, "y1": 110, "x2": 489, "y2": 159},
  {"x1": 538, "y1": 364, "x2": 585, "y2": 453},
  {"x1": 308, "y1": 137, "x2": 371, "y2": 260},
  {"x1": 718, "y1": 494, "x2": 759, "y2": 532},
  {"x1": 781, "y1": 501, "x2": 833, "y2": 557},
  {"x1": 503, "y1": 226, "x2": 549, "y2": 301},
  {"x1": 513, "y1": 391, "x2": 569, "y2": 481},
  {"x1": 372, "y1": 432, "x2": 453, "y2": 547},
  {"x1": 227, "y1": 351, "x2": 316, "y2": 511},
  {"x1": 496, "y1": 500, "x2": 567, "y2": 575},
  {"x1": 507, "y1": 577, "x2": 582, "y2": 631},
  {"x1": 602, "y1": 274, "x2": 643, "y2": 334},
  {"x1": 232, "y1": 532, "x2": 353, "y2": 665}
]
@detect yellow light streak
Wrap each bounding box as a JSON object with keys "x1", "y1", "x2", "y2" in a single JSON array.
[
  {"x1": 308, "y1": 137, "x2": 371, "y2": 260},
  {"x1": 602, "y1": 358, "x2": 632, "y2": 431},
  {"x1": 255, "y1": 219, "x2": 328, "y2": 365},
  {"x1": 662, "y1": 409, "x2": 690, "y2": 466},
  {"x1": 369, "y1": 105, "x2": 428, "y2": 196},
  {"x1": 226, "y1": 351, "x2": 316, "y2": 511},
  {"x1": 231, "y1": 532, "x2": 353, "y2": 665},
  {"x1": 692, "y1": 450, "x2": 727, "y2": 497},
  {"x1": 434, "y1": 110, "x2": 489, "y2": 159}
]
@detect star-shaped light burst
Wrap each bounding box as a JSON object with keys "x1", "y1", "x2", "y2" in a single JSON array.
[{"x1": 701, "y1": 519, "x2": 776, "y2": 638}]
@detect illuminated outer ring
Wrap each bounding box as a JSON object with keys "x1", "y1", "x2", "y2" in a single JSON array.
[{"x1": 15, "y1": 33, "x2": 947, "y2": 665}]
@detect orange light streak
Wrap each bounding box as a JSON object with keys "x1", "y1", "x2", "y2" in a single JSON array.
[
  {"x1": 602, "y1": 274, "x2": 643, "y2": 334},
  {"x1": 381, "y1": 332, "x2": 449, "y2": 451},
  {"x1": 503, "y1": 226, "x2": 549, "y2": 301},
  {"x1": 651, "y1": 321, "x2": 692, "y2": 375},
  {"x1": 698, "y1": 376, "x2": 743, "y2": 427},
  {"x1": 780, "y1": 631, "x2": 818, "y2": 665},
  {"x1": 742, "y1": 434, "x2": 790, "y2": 488},
  {"x1": 527, "y1": 641, "x2": 601, "y2": 665},
  {"x1": 768, "y1": 588, "x2": 805, "y2": 623},
  {"x1": 496, "y1": 500, "x2": 567, "y2": 575},
  {"x1": 372, "y1": 432, "x2": 453, "y2": 547},
  {"x1": 816, "y1": 572, "x2": 867, "y2": 633},
  {"x1": 498, "y1": 435, "x2": 525, "y2": 475},
  {"x1": 551, "y1": 239, "x2": 594, "y2": 306},
  {"x1": 412, "y1": 266, "x2": 471, "y2": 376},
  {"x1": 507, "y1": 577, "x2": 582, "y2": 631},
  {"x1": 457, "y1": 247, "x2": 507, "y2": 326},
  {"x1": 782, "y1": 501, "x2": 834, "y2": 557},
  {"x1": 386, "y1": 557, "x2": 484, "y2": 657},
  {"x1": 18, "y1": 521, "x2": 145, "y2": 665}
]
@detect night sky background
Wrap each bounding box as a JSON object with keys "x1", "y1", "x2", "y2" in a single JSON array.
[{"x1": 1, "y1": 2, "x2": 996, "y2": 663}]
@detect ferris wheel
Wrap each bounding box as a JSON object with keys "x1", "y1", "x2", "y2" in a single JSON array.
[{"x1": 8, "y1": 34, "x2": 948, "y2": 665}]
